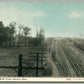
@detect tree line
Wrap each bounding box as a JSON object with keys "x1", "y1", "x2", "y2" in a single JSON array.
[{"x1": 0, "y1": 21, "x2": 45, "y2": 47}]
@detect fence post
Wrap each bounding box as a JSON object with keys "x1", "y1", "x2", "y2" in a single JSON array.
[
  {"x1": 36, "y1": 52, "x2": 39, "y2": 77},
  {"x1": 18, "y1": 53, "x2": 22, "y2": 76}
]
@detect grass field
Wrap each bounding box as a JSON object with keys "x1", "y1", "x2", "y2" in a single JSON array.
[{"x1": 0, "y1": 46, "x2": 52, "y2": 77}]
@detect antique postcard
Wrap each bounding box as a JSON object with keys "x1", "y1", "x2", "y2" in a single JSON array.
[{"x1": 0, "y1": 0, "x2": 84, "y2": 82}]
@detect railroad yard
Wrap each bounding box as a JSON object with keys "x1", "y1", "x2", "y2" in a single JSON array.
[{"x1": 47, "y1": 38, "x2": 84, "y2": 77}]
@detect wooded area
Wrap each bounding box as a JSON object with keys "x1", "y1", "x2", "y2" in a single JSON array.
[{"x1": 0, "y1": 21, "x2": 45, "y2": 47}]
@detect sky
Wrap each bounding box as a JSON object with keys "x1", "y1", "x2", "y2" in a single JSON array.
[{"x1": 0, "y1": 2, "x2": 84, "y2": 38}]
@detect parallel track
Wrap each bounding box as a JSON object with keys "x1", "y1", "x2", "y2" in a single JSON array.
[
  {"x1": 52, "y1": 42, "x2": 71, "y2": 77},
  {"x1": 61, "y1": 41, "x2": 84, "y2": 77}
]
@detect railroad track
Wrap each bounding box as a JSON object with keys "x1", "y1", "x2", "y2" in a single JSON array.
[
  {"x1": 61, "y1": 41, "x2": 84, "y2": 77},
  {"x1": 51, "y1": 42, "x2": 71, "y2": 77}
]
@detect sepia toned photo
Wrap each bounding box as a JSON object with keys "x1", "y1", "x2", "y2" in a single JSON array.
[{"x1": 0, "y1": 0, "x2": 84, "y2": 82}]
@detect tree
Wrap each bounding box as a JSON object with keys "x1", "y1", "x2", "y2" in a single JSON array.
[
  {"x1": 3, "y1": 26, "x2": 11, "y2": 46},
  {"x1": 32, "y1": 28, "x2": 45, "y2": 47},
  {"x1": 9, "y1": 22, "x2": 16, "y2": 36},
  {"x1": 9, "y1": 22, "x2": 16, "y2": 47},
  {"x1": 0, "y1": 21, "x2": 5, "y2": 46},
  {"x1": 23, "y1": 26, "x2": 31, "y2": 46},
  {"x1": 18, "y1": 24, "x2": 24, "y2": 46},
  {"x1": 36, "y1": 28, "x2": 45, "y2": 45}
]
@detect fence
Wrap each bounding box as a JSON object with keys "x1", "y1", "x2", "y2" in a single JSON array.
[{"x1": 0, "y1": 52, "x2": 46, "y2": 77}]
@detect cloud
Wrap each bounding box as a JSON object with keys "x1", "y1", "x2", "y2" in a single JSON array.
[
  {"x1": 0, "y1": 7, "x2": 48, "y2": 26},
  {"x1": 68, "y1": 11, "x2": 82, "y2": 18},
  {"x1": 0, "y1": 7, "x2": 48, "y2": 37},
  {"x1": 32, "y1": 11, "x2": 48, "y2": 17}
]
